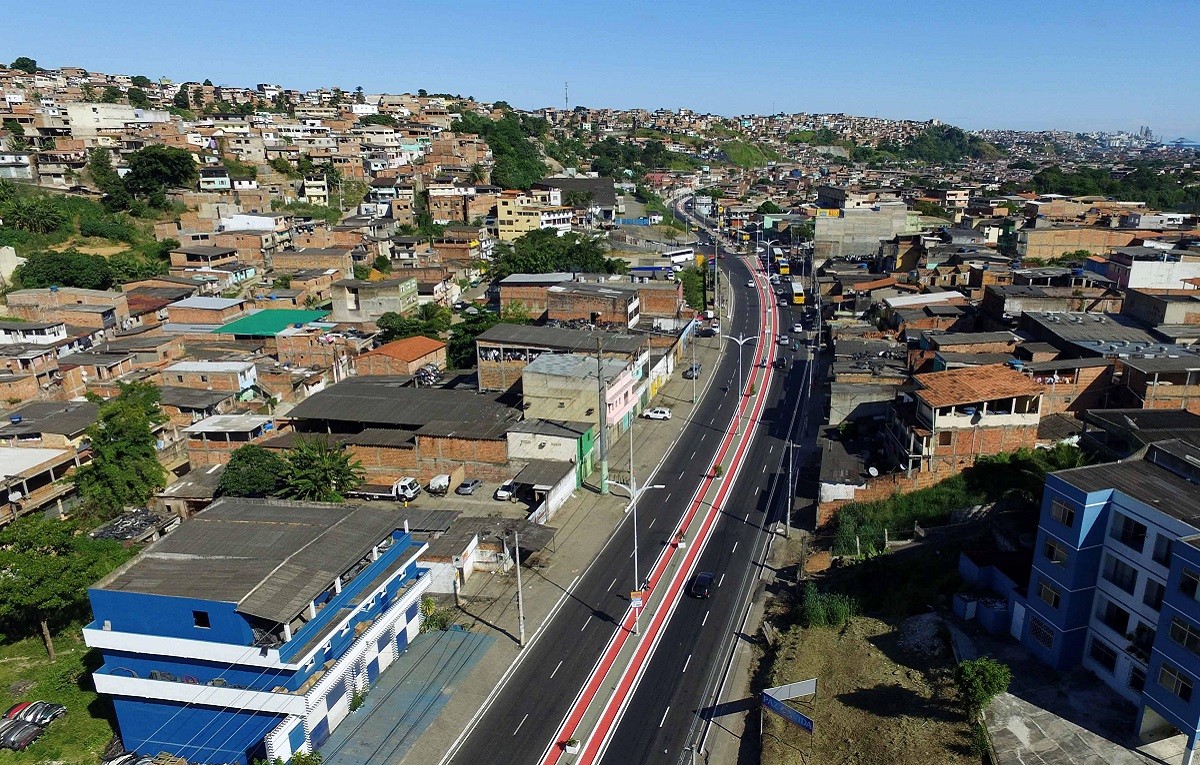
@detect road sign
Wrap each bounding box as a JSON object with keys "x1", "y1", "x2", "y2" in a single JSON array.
[
  {"x1": 762, "y1": 692, "x2": 814, "y2": 733},
  {"x1": 630, "y1": 591, "x2": 643, "y2": 608}
]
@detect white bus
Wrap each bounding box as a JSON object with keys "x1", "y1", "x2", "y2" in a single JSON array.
[{"x1": 663, "y1": 247, "x2": 695, "y2": 265}]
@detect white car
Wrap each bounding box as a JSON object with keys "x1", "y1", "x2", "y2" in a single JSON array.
[
  {"x1": 643, "y1": 407, "x2": 672, "y2": 420},
  {"x1": 793, "y1": 323, "x2": 804, "y2": 333},
  {"x1": 777, "y1": 334, "x2": 789, "y2": 346},
  {"x1": 494, "y1": 479, "x2": 517, "y2": 501},
  {"x1": 746, "y1": 279, "x2": 755, "y2": 288}
]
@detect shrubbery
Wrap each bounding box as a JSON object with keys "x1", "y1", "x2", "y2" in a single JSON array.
[{"x1": 799, "y1": 583, "x2": 859, "y2": 629}]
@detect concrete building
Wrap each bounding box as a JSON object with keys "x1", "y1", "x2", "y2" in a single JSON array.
[
  {"x1": 1107, "y1": 247, "x2": 1200, "y2": 291},
  {"x1": 520, "y1": 353, "x2": 640, "y2": 439},
  {"x1": 473, "y1": 323, "x2": 645, "y2": 393},
  {"x1": 84, "y1": 498, "x2": 431, "y2": 764},
  {"x1": 1013, "y1": 441, "x2": 1200, "y2": 763},
  {"x1": 545, "y1": 282, "x2": 640, "y2": 329},
  {"x1": 496, "y1": 188, "x2": 572, "y2": 241},
  {"x1": 330, "y1": 278, "x2": 419, "y2": 324}
]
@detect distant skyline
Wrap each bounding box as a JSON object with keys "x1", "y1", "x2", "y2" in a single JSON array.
[{"x1": 5, "y1": 0, "x2": 1199, "y2": 140}]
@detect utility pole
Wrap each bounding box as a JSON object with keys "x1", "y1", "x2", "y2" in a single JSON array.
[
  {"x1": 597, "y1": 337, "x2": 609, "y2": 495},
  {"x1": 511, "y1": 529, "x2": 526, "y2": 647},
  {"x1": 785, "y1": 441, "x2": 794, "y2": 539}
]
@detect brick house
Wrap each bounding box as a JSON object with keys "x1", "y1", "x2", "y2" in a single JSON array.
[
  {"x1": 357, "y1": 336, "x2": 447, "y2": 377},
  {"x1": 184, "y1": 414, "x2": 278, "y2": 468},
  {"x1": 159, "y1": 360, "x2": 258, "y2": 394},
  {"x1": 1022, "y1": 357, "x2": 1114, "y2": 415},
  {"x1": 164, "y1": 296, "x2": 248, "y2": 326},
  {"x1": 1119, "y1": 357, "x2": 1200, "y2": 415},
  {"x1": 272, "y1": 247, "x2": 353, "y2": 277},
  {"x1": 498, "y1": 273, "x2": 577, "y2": 321},
  {"x1": 168, "y1": 245, "x2": 239, "y2": 270},
  {"x1": 474, "y1": 323, "x2": 644, "y2": 393},
  {"x1": 546, "y1": 283, "x2": 640, "y2": 329},
  {"x1": 885, "y1": 364, "x2": 1043, "y2": 478},
  {"x1": 330, "y1": 277, "x2": 419, "y2": 324},
  {"x1": 5, "y1": 287, "x2": 130, "y2": 330}
]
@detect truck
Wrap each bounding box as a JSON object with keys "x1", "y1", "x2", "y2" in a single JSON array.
[
  {"x1": 428, "y1": 474, "x2": 451, "y2": 495},
  {"x1": 348, "y1": 477, "x2": 421, "y2": 502}
]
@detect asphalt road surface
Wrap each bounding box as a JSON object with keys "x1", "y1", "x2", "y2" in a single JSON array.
[{"x1": 446, "y1": 251, "x2": 765, "y2": 765}]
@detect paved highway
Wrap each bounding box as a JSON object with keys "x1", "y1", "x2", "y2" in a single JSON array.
[
  {"x1": 594, "y1": 204, "x2": 815, "y2": 765},
  {"x1": 444, "y1": 224, "x2": 766, "y2": 765}
]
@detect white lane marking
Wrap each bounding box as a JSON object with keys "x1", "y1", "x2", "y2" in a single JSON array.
[
  {"x1": 683, "y1": 654, "x2": 692, "y2": 673},
  {"x1": 732, "y1": 541, "x2": 738, "y2": 554},
  {"x1": 679, "y1": 471, "x2": 685, "y2": 480},
  {"x1": 691, "y1": 450, "x2": 697, "y2": 459},
  {"x1": 608, "y1": 577, "x2": 618, "y2": 592},
  {"x1": 551, "y1": 660, "x2": 563, "y2": 679},
  {"x1": 702, "y1": 610, "x2": 710, "y2": 626},
  {"x1": 719, "y1": 574, "x2": 726, "y2": 587},
  {"x1": 762, "y1": 465, "x2": 767, "y2": 474},
  {"x1": 659, "y1": 706, "x2": 671, "y2": 728},
  {"x1": 580, "y1": 617, "x2": 589, "y2": 631},
  {"x1": 629, "y1": 550, "x2": 634, "y2": 558},
  {"x1": 666, "y1": 492, "x2": 672, "y2": 501},
  {"x1": 513, "y1": 713, "x2": 529, "y2": 736}
]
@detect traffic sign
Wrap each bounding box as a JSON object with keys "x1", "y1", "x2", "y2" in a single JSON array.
[
  {"x1": 762, "y1": 692, "x2": 814, "y2": 733},
  {"x1": 630, "y1": 591, "x2": 643, "y2": 608}
]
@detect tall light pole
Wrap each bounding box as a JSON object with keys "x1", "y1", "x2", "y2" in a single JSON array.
[
  {"x1": 605, "y1": 418, "x2": 664, "y2": 636},
  {"x1": 503, "y1": 529, "x2": 526, "y2": 647},
  {"x1": 724, "y1": 332, "x2": 757, "y2": 395}
]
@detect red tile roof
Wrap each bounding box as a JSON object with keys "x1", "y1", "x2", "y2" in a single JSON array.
[
  {"x1": 365, "y1": 335, "x2": 446, "y2": 363},
  {"x1": 914, "y1": 364, "x2": 1043, "y2": 408}
]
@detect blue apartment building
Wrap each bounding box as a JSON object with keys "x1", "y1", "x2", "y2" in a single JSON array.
[
  {"x1": 83, "y1": 498, "x2": 431, "y2": 765},
  {"x1": 1007, "y1": 440, "x2": 1200, "y2": 763}
]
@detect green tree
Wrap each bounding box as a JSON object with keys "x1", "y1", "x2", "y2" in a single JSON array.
[
  {"x1": 130, "y1": 75, "x2": 153, "y2": 88},
  {"x1": 488, "y1": 229, "x2": 625, "y2": 281},
  {"x1": 355, "y1": 85, "x2": 365, "y2": 104},
  {"x1": 357, "y1": 113, "x2": 398, "y2": 128},
  {"x1": 126, "y1": 87, "x2": 151, "y2": 109},
  {"x1": 2, "y1": 118, "x2": 24, "y2": 137},
  {"x1": 376, "y1": 303, "x2": 451, "y2": 343},
  {"x1": 372, "y1": 254, "x2": 392, "y2": 274},
  {"x1": 955, "y1": 657, "x2": 1012, "y2": 718},
  {"x1": 499, "y1": 300, "x2": 531, "y2": 324},
  {"x1": 8, "y1": 57, "x2": 37, "y2": 74},
  {"x1": 0, "y1": 516, "x2": 132, "y2": 659},
  {"x1": 3, "y1": 194, "x2": 66, "y2": 234},
  {"x1": 100, "y1": 86, "x2": 123, "y2": 104},
  {"x1": 279, "y1": 435, "x2": 365, "y2": 503},
  {"x1": 13, "y1": 249, "x2": 114, "y2": 289},
  {"x1": 203, "y1": 78, "x2": 213, "y2": 86},
  {"x1": 450, "y1": 112, "x2": 548, "y2": 190},
  {"x1": 172, "y1": 87, "x2": 190, "y2": 109},
  {"x1": 124, "y1": 145, "x2": 198, "y2": 200},
  {"x1": 756, "y1": 200, "x2": 783, "y2": 214},
  {"x1": 88, "y1": 147, "x2": 133, "y2": 211},
  {"x1": 468, "y1": 163, "x2": 486, "y2": 183},
  {"x1": 447, "y1": 310, "x2": 502, "y2": 369},
  {"x1": 72, "y1": 382, "x2": 167, "y2": 520},
  {"x1": 218, "y1": 444, "x2": 287, "y2": 498}
]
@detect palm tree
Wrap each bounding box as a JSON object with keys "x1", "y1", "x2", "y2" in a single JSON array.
[
  {"x1": 5, "y1": 195, "x2": 65, "y2": 234},
  {"x1": 279, "y1": 435, "x2": 365, "y2": 502}
]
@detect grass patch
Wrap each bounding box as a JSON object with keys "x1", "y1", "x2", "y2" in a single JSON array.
[
  {"x1": 0, "y1": 631, "x2": 115, "y2": 764},
  {"x1": 720, "y1": 140, "x2": 781, "y2": 168}
]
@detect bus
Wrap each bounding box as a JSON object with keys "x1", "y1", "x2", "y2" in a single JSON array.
[
  {"x1": 663, "y1": 247, "x2": 695, "y2": 265},
  {"x1": 791, "y1": 281, "x2": 806, "y2": 306},
  {"x1": 772, "y1": 246, "x2": 790, "y2": 275}
]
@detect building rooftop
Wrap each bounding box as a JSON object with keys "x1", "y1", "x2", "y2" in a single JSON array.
[
  {"x1": 363, "y1": 336, "x2": 446, "y2": 363},
  {"x1": 183, "y1": 414, "x2": 273, "y2": 434},
  {"x1": 926, "y1": 331, "x2": 1019, "y2": 348},
  {"x1": 507, "y1": 419, "x2": 592, "y2": 438},
  {"x1": 476, "y1": 323, "x2": 645, "y2": 355},
  {"x1": 211, "y1": 309, "x2": 330, "y2": 337},
  {"x1": 914, "y1": 364, "x2": 1044, "y2": 408},
  {"x1": 170, "y1": 296, "x2": 246, "y2": 311},
  {"x1": 96, "y1": 497, "x2": 415, "y2": 624},
  {"x1": 165, "y1": 360, "x2": 255, "y2": 373},
  {"x1": 524, "y1": 352, "x2": 629, "y2": 381},
  {"x1": 499, "y1": 272, "x2": 579, "y2": 286},
  {"x1": 0, "y1": 446, "x2": 73, "y2": 476},
  {"x1": 158, "y1": 386, "x2": 236, "y2": 410},
  {"x1": 287, "y1": 377, "x2": 516, "y2": 428},
  {"x1": 1053, "y1": 440, "x2": 1200, "y2": 523},
  {"x1": 0, "y1": 401, "x2": 98, "y2": 438}
]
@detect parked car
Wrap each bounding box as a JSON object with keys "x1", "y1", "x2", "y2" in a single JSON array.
[
  {"x1": 427, "y1": 474, "x2": 451, "y2": 495},
  {"x1": 1, "y1": 703, "x2": 28, "y2": 720},
  {"x1": 17, "y1": 701, "x2": 65, "y2": 726},
  {"x1": 455, "y1": 478, "x2": 483, "y2": 495},
  {"x1": 453, "y1": 300, "x2": 469, "y2": 310},
  {"x1": 0, "y1": 720, "x2": 40, "y2": 750},
  {"x1": 682, "y1": 363, "x2": 702, "y2": 379},
  {"x1": 688, "y1": 571, "x2": 716, "y2": 599},
  {"x1": 494, "y1": 479, "x2": 518, "y2": 501},
  {"x1": 643, "y1": 407, "x2": 672, "y2": 420}
]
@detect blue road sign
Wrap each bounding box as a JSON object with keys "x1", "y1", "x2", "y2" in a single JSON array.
[{"x1": 762, "y1": 692, "x2": 814, "y2": 734}]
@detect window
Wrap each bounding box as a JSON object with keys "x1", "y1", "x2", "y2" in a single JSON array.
[
  {"x1": 1145, "y1": 579, "x2": 1166, "y2": 611},
  {"x1": 1159, "y1": 663, "x2": 1194, "y2": 702},
  {"x1": 1102, "y1": 554, "x2": 1138, "y2": 594},
  {"x1": 1038, "y1": 580, "x2": 1062, "y2": 609},
  {"x1": 1153, "y1": 536, "x2": 1174, "y2": 567},
  {"x1": 1029, "y1": 617, "x2": 1054, "y2": 649},
  {"x1": 1043, "y1": 538, "x2": 1068, "y2": 566},
  {"x1": 192, "y1": 610, "x2": 211, "y2": 629},
  {"x1": 1111, "y1": 514, "x2": 1148, "y2": 554},
  {"x1": 938, "y1": 431, "x2": 953, "y2": 447},
  {"x1": 1088, "y1": 638, "x2": 1118, "y2": 674},
  {"x1": 1181, "y1": 569, "x2": 1200, "y2": 600},
  {"x1": 1097, "y1": 598, "x2": 1130, "y2": 634},
  {"x1": 1170, "y1": 617, "x2": 1200, "y2": 657},
  {"x1": 1129, "y1": 666, "x2": 1146, "y2": 693},
  {"x1": 1050, "y1": 499, "x2": 1075, "y2": 528}
]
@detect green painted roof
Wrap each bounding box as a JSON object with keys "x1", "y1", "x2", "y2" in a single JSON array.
[{"x1": 212, "y1": 309, "x2": 330, "y2": 337}]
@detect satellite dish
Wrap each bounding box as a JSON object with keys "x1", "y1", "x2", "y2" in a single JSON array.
[{"x1": 868, "y1": 467, "x2": 879, "y2": 477}]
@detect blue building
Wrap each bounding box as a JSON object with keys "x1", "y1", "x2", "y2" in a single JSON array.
[
  {"x1": 83, "y1": 498, "x2": 431, "y2": 765},
  {"x1": 1013, "y1": 440, "x2": 1200, "y2": 763}
]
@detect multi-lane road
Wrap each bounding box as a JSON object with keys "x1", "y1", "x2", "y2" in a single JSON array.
[{"x1": 443, "y1": 201, "x2": 816, "y2": 765}]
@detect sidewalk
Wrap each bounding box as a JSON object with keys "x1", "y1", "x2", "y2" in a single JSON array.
[{"x1": 395, "y1": 333, "x2": 728, "y2": 765}]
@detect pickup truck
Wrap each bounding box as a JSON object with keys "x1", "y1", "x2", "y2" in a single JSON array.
[{"x1": 348, "y1": 477, "x2": 421, "y2": 502}]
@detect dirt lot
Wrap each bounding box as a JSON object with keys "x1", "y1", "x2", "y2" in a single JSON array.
[
  {"x1": 761, "y1": 616, "x2": 978, "y2": 765},
  {"x1": 51, "y1": 238, "x2": 129, "y2": 256}
]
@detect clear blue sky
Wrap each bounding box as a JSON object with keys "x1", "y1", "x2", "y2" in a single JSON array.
[{"x1": 6, "y1": 0, "x2": 1199, "y2": 139}]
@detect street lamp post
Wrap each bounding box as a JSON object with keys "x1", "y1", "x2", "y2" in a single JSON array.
[
  {"x1": 724, "y1": 332, "x2": 757, "y2": 397},
  {"x1": 502, "y1": 529, "x2": 527, "y2": 648},
  {"x1": 605, "y1": 419, "x2": 664, "y2": 636}
]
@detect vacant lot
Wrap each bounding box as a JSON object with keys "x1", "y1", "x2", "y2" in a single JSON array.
[
  {"x1": 761, "y1": 616, "x2": 977, "y2": 765},
  {"x1": 0, "y1": 632, "x2": 114, "y2": 764}
]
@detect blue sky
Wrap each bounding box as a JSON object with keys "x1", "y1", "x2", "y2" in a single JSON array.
[{"x1": 6, "y1": 0, "x2": 1199, "y2": 138}]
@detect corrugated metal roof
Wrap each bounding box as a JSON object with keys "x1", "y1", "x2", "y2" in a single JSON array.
[
  {"x1": 476, "y1": 323, "x2": 645, "y2": 355},
  {"x1": 98, "y1": 497, "x2": 416, "y2": 624},
  {"x1": 287, "y1": 377, "x2": 518, "y2": 428},
  {"x1": 212, "y1": 309, "x2": 330, "y2": 337}
]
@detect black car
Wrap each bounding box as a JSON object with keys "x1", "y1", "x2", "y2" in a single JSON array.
[
  {"x1": 688, "y1": 571, "x2": 716, "y2": 599},
  {"x1": 772, "y1": 357, "x2": 787, "y2": 369},
  {"x1": 682, "y1": 363, "x2": 702, "y2": 379}
]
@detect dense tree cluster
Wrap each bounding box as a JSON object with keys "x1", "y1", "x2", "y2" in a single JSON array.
[
  {"x1": 73, "y1": 382, "x2": 168, "y2": 520},
  {"x1": 1033, "y1": 163, "x2": 1200, "y2": 212},
  {"x1": 451, "y1": 112, "x2": 548, "y2": 189},
  {"x1": 488, "y1": 228, "x2": 627, "y2": 281},
  {"x1": 357, "y1": 113, "x2": 399, "y2": 128},
  {"x1": 376, "y1": 303, "x2": 452, "y2": 344},
  {"x1": 219, "y1": 438, "x2": 365, "y2": 503},
  {"x1": 88, "y1": 144, "x2": 197, "y2": 211}
]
